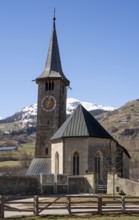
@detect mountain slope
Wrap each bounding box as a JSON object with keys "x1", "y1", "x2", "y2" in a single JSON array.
[
  {"x1": 96, "y1": 99, "x2": 139, "y2": 180},
  {"x1": 0, "y1": 98, "x2": 115, "y2": 125}
]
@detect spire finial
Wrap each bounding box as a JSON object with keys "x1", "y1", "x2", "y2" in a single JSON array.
[{"x1": 53, "y1": 8, "x2": 56, "y2": 21}]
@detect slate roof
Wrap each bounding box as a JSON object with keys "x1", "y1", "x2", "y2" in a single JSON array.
[
  {"x1": 36, "y1": 17, "x2": 69, "y2": 86},
  {"x1": 26, "y1": 158, "x2": 51, "y2": 176},
  {"x1": 51, "y1": 104, "x2": 113, "y2": 140}
]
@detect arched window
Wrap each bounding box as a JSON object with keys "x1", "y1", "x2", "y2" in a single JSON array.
[
  {"x1": 55, "y1": 152, "x2": 59, "y2": 174},
  {"x1": 95, "y1": 151, "x2": 103, "y2": 183},
  {"x1": 95, "y1": 152, "x2": 101, "y2": 178},
  {"x1": 73, "y1": 151, "x2": 79, "y2": 175}
]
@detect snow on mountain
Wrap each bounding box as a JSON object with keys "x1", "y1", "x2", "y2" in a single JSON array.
[
  {"x1": 20, "y1": 98, "x2": 115, "y2": 119},
  {"x1": 19, "y1": 104, "x2": 37, "y2": 120},
  {"x1": 0, "y1": 98, "x2": 115, "y2": 125},
  {"x1": 67, "y1": 98, "x2": 115, "y2": 114}
]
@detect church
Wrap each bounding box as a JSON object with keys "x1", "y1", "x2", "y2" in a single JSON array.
[{"x1": 27, "y1": 16, "x2": 130, "y2": 191}]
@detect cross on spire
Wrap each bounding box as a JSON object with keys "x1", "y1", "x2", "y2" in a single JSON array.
[
  {"x1": 53, "y1": 8, "x2": 56, "y2": 21},
  {"x1": 36, "y1": 12, "x2": 70, "y2": 86}
]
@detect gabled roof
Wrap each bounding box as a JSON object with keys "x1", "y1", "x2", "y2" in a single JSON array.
[
  {"x1": 51, "y1": 104, "x2": 113, "y2": 140},
  {"x1": 36, "y1": 17, "x2": 69, "y2": 86}
]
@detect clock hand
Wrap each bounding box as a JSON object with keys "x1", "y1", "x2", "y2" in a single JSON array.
[{"x1": 46, "y1": 97, "x2": 51, "y2": 107}]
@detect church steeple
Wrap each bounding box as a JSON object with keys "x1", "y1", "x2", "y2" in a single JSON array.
[
  {"x1": 27, "y1": 14, "x2": 70, "y2": 175},
  {"x1": 36, "y1": 16, "x2": 69, "y2": 86}
]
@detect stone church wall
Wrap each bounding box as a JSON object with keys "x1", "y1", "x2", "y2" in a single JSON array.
[
  {"x1": 51, "y1": 140, "x2": 64, "y2": 173},
  {"x1": 64, "y1": 138, "x2": 88, "y2": 175},
  {"x1": 88, "y1": 138, "x2": 111, "y2": 185}
]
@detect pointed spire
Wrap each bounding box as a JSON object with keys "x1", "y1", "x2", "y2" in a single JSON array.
[{"x1": 36, "y1": 15, "x2": 69, "y2": 86}]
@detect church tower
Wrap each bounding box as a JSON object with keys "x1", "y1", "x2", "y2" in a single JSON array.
[
  {"x1": 26, "y1": 16, "x2": 70, "y2": 175},
  {"x1": 35, "y1": 16, "x2": 70, "y2": 158}
]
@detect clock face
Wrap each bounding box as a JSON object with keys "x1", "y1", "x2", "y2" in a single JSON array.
[{"x1": 41, "y1": 95, "x2": 56, "y2": 112}]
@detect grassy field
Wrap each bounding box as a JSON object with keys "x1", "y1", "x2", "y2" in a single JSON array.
[
  {"x1": 0, "y1": 143, "x2": 35, "y2": 168},
  {"x1": 6, "y1": 214, "x2": 139, "y2": 220}
]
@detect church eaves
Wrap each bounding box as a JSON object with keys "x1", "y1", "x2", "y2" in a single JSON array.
[
  {"x1": 51, "y1": 104, "x2": 113, "y2": 140},
  {"x1": 36, "y1": 17, "x2": 69, "y2": 86}
]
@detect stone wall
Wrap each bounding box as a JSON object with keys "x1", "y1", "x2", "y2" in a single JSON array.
[
  {"x1": 0, "y1": 174, "x2": 96, "y2": 195},
  {"x1": 0, "y1": 176, "x2": 40, "y2": 195},
  {"x1": 68, "y1": 173, "x2": 95, "y2": 194},
  {"x1": 107, "y1": 172, "x2": 139, "y2": 196}
]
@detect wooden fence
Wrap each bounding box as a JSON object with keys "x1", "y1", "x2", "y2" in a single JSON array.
[{"x1": 1, "y1": 195, "x2": 139, "y2": 218}]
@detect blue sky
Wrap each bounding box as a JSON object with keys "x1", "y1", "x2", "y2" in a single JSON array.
[{"x1": 0, "y1": 0, "x2": 139, "y2": 118}]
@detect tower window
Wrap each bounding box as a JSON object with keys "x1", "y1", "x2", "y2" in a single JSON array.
[
  {"x1": 45, "y1": 81, "x2": 54, "y2": 91},
  {"x1": 52, "y1": 82, "x2": 54, "y2": 90},
  {"x1": 45, "y1": 148, "x2": 48, "y2": 155},
  {"x1": 45, "y1": 82, "x2": 48, "y2": 90}
]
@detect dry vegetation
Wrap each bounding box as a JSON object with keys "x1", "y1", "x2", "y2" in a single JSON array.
[{"x1": 0, "y1": 143, "x2": 35, "y2": 175}]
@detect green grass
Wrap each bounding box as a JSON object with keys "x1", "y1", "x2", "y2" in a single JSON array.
[
  {"x1": 0, "y1": 143, "x2": 35, "y2": 168},
  {"x1": 0, "y1": 160, "x2": 20, "y2": 167},
  {"x1": 6, "y1": 214, "x2": 139, "y2": 220},
  {"x1": 21, "y1": 143, "x2": 35, "y2": 156}
]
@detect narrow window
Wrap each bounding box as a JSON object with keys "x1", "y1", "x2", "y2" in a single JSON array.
[
  {"x1": 95, "y1": 151, "x2": 104, "y2": 185},
  {"x1": 45, "y1": 148, "x2": 48, "y2": 155},
  {"x1": 95, "y1": 152, "x2": 101, "y2": 179},
  {"x1": 55, "y1": 152, "x2": 59, "y2": 174},
  {"x1": 45, "y1": 82, "x2": 48, "y2": 90},
  {"x1": 49, "y1": 82, "x2": 52, "y2": 90},
  {"x1": 73, "y1": 151, "x2": 79, "y2": 175},
  {"x1": 52, "y1": 81, "x2": 54, "y2": 90}
]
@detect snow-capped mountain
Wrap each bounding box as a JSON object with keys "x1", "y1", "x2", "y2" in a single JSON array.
[
  {"x1": 0, "y1": 98, "x2": 115, "y2": 125},
  {"x1": 67, "y1": 98, "x2": 115, "y2": 115}
]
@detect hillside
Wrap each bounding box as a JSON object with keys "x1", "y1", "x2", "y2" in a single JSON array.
[
  {"x1": 0, "y1": 98, "x2": 139, "y2": 180},
  {"x1": 0, "y1": 99, "x2": 139, "y2": 151},
  {"x1": 97, "y1": 99, "x2": 139, "y2": 152},
  {"x1": 96, "y1": 99, "x2": 139, "y2": 180}
]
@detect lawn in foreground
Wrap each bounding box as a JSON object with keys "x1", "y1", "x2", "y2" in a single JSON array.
[{"x1": 6, "y1": 214, "x2": 139, "y2": 220}]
